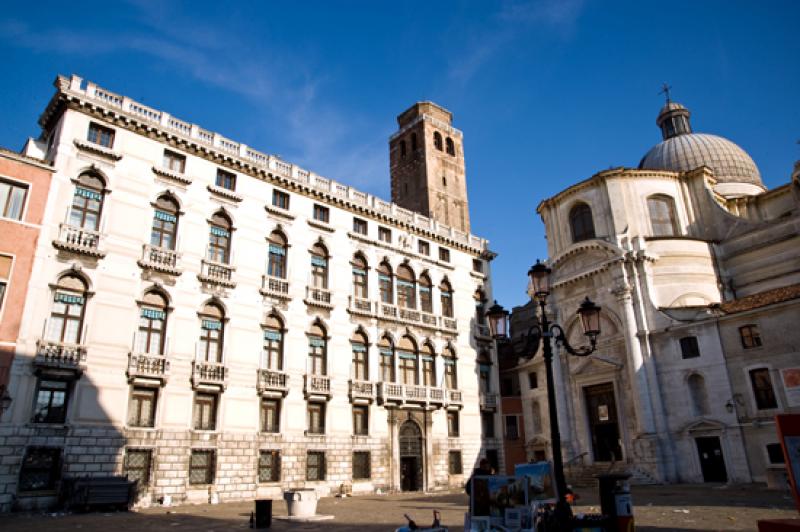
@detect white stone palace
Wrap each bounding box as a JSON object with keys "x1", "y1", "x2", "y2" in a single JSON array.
[
  {"x1": 0, "y1": 75, "x2": 502, "y2": 511},
  {"x1": 505, "y1": 98, "x2": 800, "y2": 487}
]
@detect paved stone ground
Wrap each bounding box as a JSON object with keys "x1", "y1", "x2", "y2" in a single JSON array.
[{"x1": 0, "y1": 485, "x2": 796, "y2": 531}]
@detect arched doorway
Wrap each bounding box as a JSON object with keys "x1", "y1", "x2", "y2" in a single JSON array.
[{"x1": 399, "y1": 420, "x2": 423, "y2": 491}]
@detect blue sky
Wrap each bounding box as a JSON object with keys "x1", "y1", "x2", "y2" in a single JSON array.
[{"x1": 2, "y1": 1, "x2": 798, "y2": 309}]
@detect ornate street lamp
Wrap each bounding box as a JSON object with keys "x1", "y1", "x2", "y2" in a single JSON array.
[{"x1": 487, "y1": 261, "x2": 601, "y2": 529}]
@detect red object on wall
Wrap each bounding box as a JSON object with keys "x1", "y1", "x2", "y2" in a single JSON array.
[{"x1": 775, "y1": 414, "x2": 800, "y2": 513}]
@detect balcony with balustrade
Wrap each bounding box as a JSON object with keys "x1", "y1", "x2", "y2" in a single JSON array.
[
  {"x1": 304, "y1": 286, "x2": 333, "y2": 309},
  {"x1": 191, "y1": 360, "x2": 228, "y2": 390},
  {"x1": 34, "y1": 339, "x2": 87, "y2": 373},
  {"x1": 127, "y1": 352, "x2": 170, "y2": 384},
  {"x1": 446, "y1": 388, "x2": 464, "y2": 409},
  {"x1": 304, "y1": 374, "x2": 332, "y2": 400},
  {"x1": 52, "y1": 223, "x2": 106, "y2": 258},
  {"x1": 257, "y1": 368, "x2": 289, "y2": 397},
  {"x1": 348, "y1": 296, "x2": 374, "y2": 317},
  {"x1": 376, "y1": 382, "x2": 446, "y2": 408},
  {"x1": 480, "y1": 392, "x2": 498, "y2": 411},
  {"x1": 138, "y1": 244, "x2": 182, "y2": 275},
  {"x1": 474, "y1": 323, "x2": 492, "y2": 339},
  {"x1": 198, "y1": 259, "x2": 236, "y2": 288},
  {"x1": 377, "y1": 302, "x2": 441, "y2": 332},
  {"x1": 349, "y1": 379, "x2": 376, "y2": 403},
  {"x1": 260, "y1": 275, "x2": 290, "y2": 300}
]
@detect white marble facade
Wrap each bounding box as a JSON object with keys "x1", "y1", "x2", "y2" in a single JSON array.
[{"x1": 0, "y1": 75, "x2": 502, "y2": 511}]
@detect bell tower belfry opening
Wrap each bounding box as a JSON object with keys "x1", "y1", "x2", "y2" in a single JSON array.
[{"x1": 389, "y1": 102, "x2": 471, "y2": 233}]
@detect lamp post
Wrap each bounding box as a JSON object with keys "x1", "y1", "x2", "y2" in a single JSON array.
[{"x1": 486, "y1": 260, "x2": 602, "y2": 530}]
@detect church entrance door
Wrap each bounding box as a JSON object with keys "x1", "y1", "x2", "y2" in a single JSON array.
[
  {"x1": 584, "y1": 383, "x2": 623, "y2": 462},
  {"x1": 399, "y1": 420, "x2": 423, "y2": 491},
  {"x1": 695, "y1": 437, "x2": 727, "y2": 482}
]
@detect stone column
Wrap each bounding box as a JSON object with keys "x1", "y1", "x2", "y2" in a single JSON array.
[{"x1": 388, "y1": 408, "x2": 400, "y2": 492}]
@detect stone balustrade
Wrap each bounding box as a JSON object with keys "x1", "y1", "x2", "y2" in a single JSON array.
[
  {"x1": 35, "y1": 340, "x2": 87, "y2": 370},
  {"x1": 305, "y1": 286, "x2": 333, "y2": 308},
  {"x1": 191, "y1": 360, "x2": 228, "y2": 389},
  {"x1": 377, "y1": 382, "x2": 447, "y2": 407},
  {"x1": 139, "y1": 244, "x2": 181, "y2": 275},
  {"x1": 261, "y1": 275, "x2": 290, "y2": 300},
  {"x1": 52, "y1": 223, "x2": 105, "y2": 257},
  {"x1": 127, "y1": 352, "x2": 170, "y2": 382},
  {"x1": 480, "y1": 392, "x2": 498, "y2": 410},
  {"x1": 257, "y1": 368, "x2": 289, "y2": 396},
  {"x1": 349, "y1": 379, "x2": 376, "y2": 402},
  {"x1": 304, "y1": 374, "x2": 332, "y2": 398},
  {"x1": 198, "y1": 259, "x2": 236, "y2": 288}
]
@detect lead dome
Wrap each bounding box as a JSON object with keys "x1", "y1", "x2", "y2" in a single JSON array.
[{"x1": 638, "y1": 100, "x2": 764, "y2": 194}]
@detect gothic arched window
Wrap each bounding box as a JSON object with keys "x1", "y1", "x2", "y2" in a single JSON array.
[
  {"x1": 379, "y1": 335, "x2": 395, "y2": 382},
  {"x1": 397, "y1": 264, "x2": 416, "y2": 309},
  {"x1": 647, "y1": 194, "x2": 679, "y2": 237},
  {"x1": 398, "y1": 336, "x2": 419, "y2": 385},
  {"x1": 267, "y1": 230, "x2": 288, "y2": 279},
  {"x1": 443, "y1": 345, "x2": 457, "y2": 389},
  {"x1": 474, "y1": 289, "x2": 487, "y2": 325},
  {"x1": 378, "y1": 261, "x2": 394, "y2": 304},
  {"x1": 262, "y1": 313, "x2": 284, "y2": 370},
  {"x1": 569, "y1": 203, "x2": 595, "y2": 243},
  {"x1": 445, "y1": 137, "x2": 455, "y2": 155},
  {"x1": 136, "y1": 289, "x2": 169, "y2": 355},
  {"x1": 308, "y1": 322, "x2": 327, "y2": 375},
  {"x1": 433, "y1": 132, "x2": 443, "y2": 151},
  {"x1": 150, "y1": 194, "x2": 179, "y2": 250},
  {"x1": 351, "y1": 330, "x2": 368, "y2": 381},
  {"x1": 69, "y1": 172, "x2": 106, "y2": 231},
  {"x1": 421, "y1": 342, "x2": 436, "y2": 386},
  {"x1": 440, "y1": 279, "x2": 454, "y2": 318},
  {"x1": 198, "y1": 302, "x2": 225, "y2": 362},
  {"x1": 310, "y1": 242, "x2": 329, "y2": 289},
  {"x1": 45, "y1": 274, "x2": 88, "y2": 344},
  {"x1": 419, "y1": 273, "x2": 433, "y2": 313},
  {"x1": 208, "y1": 212, "x2": 232, "y2": 264},
  {"x1": 352, "y1": 254, "x2": 368, "y2": 299}
]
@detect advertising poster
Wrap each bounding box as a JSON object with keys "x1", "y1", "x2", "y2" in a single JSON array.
[
  {"x1": 781, "y1": 368, "x2": 800, "y2": 407},
  {"x1": 776, "y1": 414, "x2": 800, "y2": 512},
  {"x1": 515, "y1": 462, "x2": 557, "y2": 502},
  {"x1": 470, "y1": 475, "x2": 526, "y2": 520}
]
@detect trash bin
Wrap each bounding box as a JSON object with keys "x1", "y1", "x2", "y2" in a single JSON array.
[
  {"x1": 283, "y1": 489, "x2": 318, "y2": 518},
  {"x1": 255, "y1": 499, "x2": 272, "y2": 528},
  {"x1": 596, "y1": 473, "x2": 634, "y2": 532}
]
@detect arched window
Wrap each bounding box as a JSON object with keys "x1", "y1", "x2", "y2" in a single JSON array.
[
  {"x1": 647, "y1": 194, "x2": 679, "y2": 237},
  {"x1": 396, "y1": 264, "x2": 416, "y2": 309},
  {"x1": 378, "y1": 261, "x2": 393, "y2": 304},
  {"x1": 136, "y1": 290, "x2": 168, "y2": 355},
  {"x1": 474, "y1": 289, "x2": 487, "y2": 325},
  {"x1": 400, "y1": 140, "x2": 407, "y2": 158},
  {"x1": 378, "y1": 335, "x2": 396, "y2": 382},
  {"x1": 45, "y1": 274, "x2": 88, "y2": 344},
  {"x1": 208, "y1": 212, "x2": 232, "y2": 263},
  {"x1": 445, "y1": 137, "x2": 455, "y2": 156},
  {"x1": 267, "y1": 230, "x2": 288, "y2": 279},
  {"x1": 352, "y1": 254, "x2": 368, "y2": 299},
  {"x1": 688, "y1": 374, "x2": 710, "y2": 417},
  {"x1": 531, "y1": 401, "x2": 542, "y2": 434},
  {"x1": 150, "y1": 194, "x2": 179, "y2": 250},
  {"x1": 421, "y1": 342, "x2": 436, "y2": 386},
  {"x1": 411, "y1": 133, "x2": 418, "y2": 152},
  {"x1": 478, "y1": 351, "x2": 492, "y2": 392},
  {"x1": 419, "y1": 273, "x2": 433, "y2": 313},
  {"x1": 398, "y1": 336, "x2": 418, "y2": 385},
  {"x1": 351, "y1": 330, "x2": 368, "y2": 381},
  {"x1": 69, "y1": 172, "x2": 106, "y2": 231},
  {"x1": 262, "y1": 314, "x2": 284, "y2": 370},
  {"x1": 443, "y1": 345, "x2": 457, "y2": 389},
  {"x1": 440, "y1": 279, "x2": 454, "y2": 318},
  {"x1": 310, "y1": 242, "x2": 329, "y2": 289},
  {"x1": 198, "y1": 302, "x2": 225, "y2": 362},
  {"x1": 308, "y1": 322, "x2": 327, "y2": 375},
  {"x1": 433, "y1": 132, "x2": 443, "y2": 151},
  {"x1": 569, "y1": 203, "x2": 595, "y2": 243}
]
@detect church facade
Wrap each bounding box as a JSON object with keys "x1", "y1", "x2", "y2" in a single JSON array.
[
  {"x1": 509, "y1": 99, "x2": 799, "y2": 485},
  {"x1": 0, "y1": 75, "x2": 501, "y2": 511}
]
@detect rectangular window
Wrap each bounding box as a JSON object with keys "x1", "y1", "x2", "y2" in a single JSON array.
[
  {"x1": 124, "y1": 449, "x2": 152, "y2": 487},
  {"x1": 766, "y1": 443, "x2": 785, "y2": 464},
  {"x1": 749, "y1": 368, "x2": 778, "y2": 410},
  {"x1": 307, "y1": 402, "x2": 325, "y2": 434},
  {"x1": 32, "y1": 379, "x2": 69, "y2": 424},
  {"x1": 0, "y1": 179, "x2": 28, "y2": 220},
  {"x1": 0, "y1": 255, "x2": 11, "y2": 311},
  {"x1": 418, "y1": 240, "x2": 430, "y2": 256},
  {"x1": 216, "y1": 169, "x2": 236, "y2": 191},
  {"x1": 439, "y1": 247, "x2": 450, "y2": 262},
  {"x1": 193, "y1": 393, "x2": 217, "y2": 430},
  {"x1": 306, "y1": 451, "x2": 326, "y2": 481},
  {"x1": 189, "y1": 449, "x2": 215, "y2": 485},
  {"x1": 162, "y1": 150, "x2": 186, "y2": 173},
  {"x1": 353, "y1": 217, "x2": 367, "y2": 235},
  {"x1": 481, "y1": 411, "x2": 495, "y2": 438},
  {"x1": 739, "y1": 325, "x2": 762, "y2": 349},
  {"x1": 352, "y1": 451, "x2": 371, "y2": 480},
  {"x1": 447, "y1": 411, "x2": 460, "y2": 437},
  {"x1": 272, "y1": 190, "x2": 290, "y2": 209},
  {"x1": 313, "y1": 204, "x2": 330, "y2": 223},
  {"x1": 679, "y1": 336, "x2": 700, "y2": 359},
  {"x1": 528, "y1": 372, "x2": 538, "y2": 389},
  {"x1": 18, "y1": 447, "x2": 61, "y2": 492},
  {"x1": 128, "y1": 387, "x2": 157, "y2": 428},
  {"x1": 87, "y1": 122, "x2": 114, "y2": 148},
  {"x1": 378, "y1": 227, "x2": 391, "y2": 243},
  {"x1": 448, "y1": 451, "x2": 463, "y2": 475},
  {"x1": 258, "y1": 450, "x2": 281, "y2": 482},
  {"x1": 353, "y1": 405, "x2": 369, "y2": 436},
  {"x1": 472, "y1": 259, "x2": 483, "y2": 273},
  {"x1": 261, "y1": 398, "x2": 280, "y2": 433},
  {"x1": 505, "y1": 415, "x2": 519, "y2": 440}
]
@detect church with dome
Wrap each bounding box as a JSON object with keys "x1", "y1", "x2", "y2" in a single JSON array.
[{"x1": 504, "y1": 96, "x2": 800, "y2": 486}]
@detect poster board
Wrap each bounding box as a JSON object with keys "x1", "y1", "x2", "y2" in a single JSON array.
[
  {"x1": 780, "y1": 369, "x2": 800, "y2": 407},
  {"x1": 775, "y1": 414, "x2": 800, "y2": 512},
  {"x1": 515, "y1": 462, "x2": 557, "y2": 503}
]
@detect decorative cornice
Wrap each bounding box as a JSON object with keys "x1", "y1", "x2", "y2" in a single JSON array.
[
  {"x1": 152, "y1": 165, "x2": 192, "y2": 186},
  {"x1": 207, "y1": 184, "x2": 243, "y2": 203},
  {"x1": 73, "y1": 139, "x2": 122, "y2": 161}
]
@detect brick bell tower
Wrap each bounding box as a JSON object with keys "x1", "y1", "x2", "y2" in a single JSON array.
[{"x1": 389, "y1": 102, "x2": 471, "y2": 233}]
